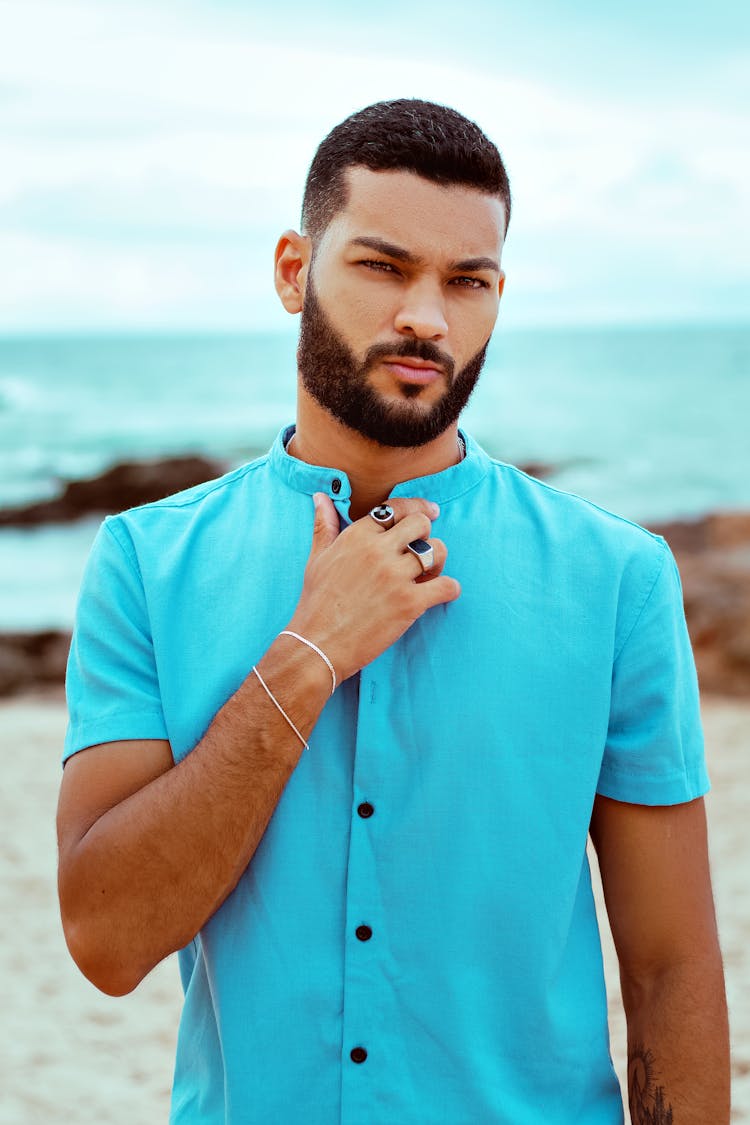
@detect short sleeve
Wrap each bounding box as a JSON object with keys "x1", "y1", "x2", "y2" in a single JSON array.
[
  {"x1": 597, "y1": 539, "x2": 709, "y2": 805},
  {"x1": 63, "y1": 518, "x2": 168, "y2": 764}
]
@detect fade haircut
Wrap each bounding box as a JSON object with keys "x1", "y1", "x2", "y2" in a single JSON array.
[{"x1": 301, "y1": 98, "x2": 511, "y2": 243}]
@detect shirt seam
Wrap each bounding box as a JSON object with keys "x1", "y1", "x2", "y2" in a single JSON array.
[
  {"x1": 488, "y1": 458, "x2": 669, "y2": 547},
  {"x1": 612, "y1": 540, "x2": 670, "y2": 663},
  {"x1": 100, "y1": 518, "x2": 161, "y2": 660},
  {"x1": 112, "y1": 456, "x2": 271, "y2": 518},
  {"x1": 102, "y1": 517, "x2": 146, "y2": 588},
  {"x1": 70, "y1": 707, "x2": 166, "y2": 725},
  {"x1": 598, "y1": 758, "x2": 703, "y2": 782}
]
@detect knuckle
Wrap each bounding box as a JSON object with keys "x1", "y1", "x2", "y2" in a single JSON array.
[
  {"x1": 404, "y1": 512, "x2": 431, "y2": 539},
  {"x1": 368, "y1": 544, "x2": 389, "y2": 573},
  {"x1": 393, "y1": 497, "x2": 427, "y2": 520},
  {"x1": 417, "y1": 514, "x2": 432, "y2": 538},
  {"x1": 393, "y1": 584, "x2": 415, "y2": 614}
]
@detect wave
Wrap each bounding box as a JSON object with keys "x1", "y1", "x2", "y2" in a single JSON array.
[{"x1": 0, "y1": 376, "x2": 44, "y2": 412}]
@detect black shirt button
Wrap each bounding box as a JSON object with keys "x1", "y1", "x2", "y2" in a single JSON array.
[
  {"x1": 357, "y1": 802, "x2": 374, "y2": 818},
  {"x1": 355, "y1": 925, "x2": 373, "y2": 941},
  {"x1": 331, "y1": 477, "x2": 342, "y2": 495},
  {"x1": 350, "y1": 1046, "x2": 367, "y2": 1064}
]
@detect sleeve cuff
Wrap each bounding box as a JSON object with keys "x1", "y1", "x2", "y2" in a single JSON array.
[
  {"x1": 596, "y1": 761, "x2": 711, "y2": 806},
  {"x1": 63, "y1": 710, "x2": 170, "y2": 765}
]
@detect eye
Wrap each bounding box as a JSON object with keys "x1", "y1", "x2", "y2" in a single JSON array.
[
  {"x1": 359, "y1": 259, "x2": 399, "y2": 274},
  {"x1": 450, "y1": 276, "x2": 490, "y2": 289}
]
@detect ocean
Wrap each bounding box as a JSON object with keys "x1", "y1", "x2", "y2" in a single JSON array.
[{"x1": 0, "y1": 324, "x2": 747, "y2": 631}]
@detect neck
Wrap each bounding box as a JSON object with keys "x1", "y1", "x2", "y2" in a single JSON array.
[{"x1": 290, "y1": 393, "x2": 464, "y2": 520}]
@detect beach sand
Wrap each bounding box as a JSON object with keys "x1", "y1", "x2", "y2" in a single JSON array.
[{"x1": 0, "y1": 692, "x2": 747, "y2": 1123}]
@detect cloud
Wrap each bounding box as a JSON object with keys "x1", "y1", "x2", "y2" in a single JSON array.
[{"x1": 0, "y1": 0, "x2": 747, "y2": 329}]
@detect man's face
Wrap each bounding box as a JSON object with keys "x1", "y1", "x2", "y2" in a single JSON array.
[{"x1": 297, "y1": 167, "x2": 506, "y2": 448}]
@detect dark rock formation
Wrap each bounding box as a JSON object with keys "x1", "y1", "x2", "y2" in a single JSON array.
[
  {"x1": 0, "y1": 451, "x2": 562, "y2": 530},
  {"x1": 516, "y1": 460, "x2": 557, "y2": 480},
  {"x1": 649, "y1": 511, "x2": 750, "y2": 555},
  {"x1": 0, "y1": 631, "x2": 71, "y2": 697},
  {"x1": 1, "y1": 455, "x2": 748, "y2": 697},
  {"x1": 648, "y1": 512, "x2": 750, "y2": 698},
  {"x1": 0, "y1": 455, "x2": 228, "y2": 527}
]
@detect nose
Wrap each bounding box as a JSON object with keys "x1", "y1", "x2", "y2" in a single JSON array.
[{"x1": 393, "y1": 280, "x2": 448, "y2": 341}]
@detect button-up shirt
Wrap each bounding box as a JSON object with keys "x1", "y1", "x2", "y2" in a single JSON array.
[{"x1": 65, "y1": 426, "x2": 708, "y2": 1124}]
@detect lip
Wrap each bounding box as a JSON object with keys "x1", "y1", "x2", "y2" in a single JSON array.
[{"x1": 382, "y1": 358, "x2": 443, "y2": 385}]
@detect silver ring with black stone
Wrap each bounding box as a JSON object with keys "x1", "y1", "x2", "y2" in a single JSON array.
[
  {"x1": 369, "y1": 503, "x2": 395, "y2": 530},
  {"x1": 406, "y1": 538, "x2": 435, "y2": 574}
]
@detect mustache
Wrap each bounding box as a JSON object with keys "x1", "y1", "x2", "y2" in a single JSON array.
[{"x1": 363, "y1": 339, "x2": 455, "y2": 380}]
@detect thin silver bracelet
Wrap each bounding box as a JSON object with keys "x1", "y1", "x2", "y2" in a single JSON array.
[
  {"x1": 279, "y1": 630, "x2": 337, "y2": 695},
  {"x1": 252, "y1": 666, "x2": 309, "y2": 752}
]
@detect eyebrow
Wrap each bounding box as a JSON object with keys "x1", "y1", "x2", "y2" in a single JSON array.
[{"x1": 348, "y1": 236, "x2": 500, "y2": 274}]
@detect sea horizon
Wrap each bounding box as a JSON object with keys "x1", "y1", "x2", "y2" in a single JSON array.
[
  {"x1": 1, "y1": 316, "x2": 747, "y2": 340},
  {"x1": 1, "y1": 321, "x2": 748, "y2": 630}
]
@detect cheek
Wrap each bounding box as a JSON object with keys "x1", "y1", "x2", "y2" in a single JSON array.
[
  {"x1": 328, "y1": 277, "x2": 396, "y2": 338},
  {"x1": 450, "y1": 299, "x2": 497, "y2": 355}
]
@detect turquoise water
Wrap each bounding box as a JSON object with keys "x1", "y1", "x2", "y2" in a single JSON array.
[{"x1": 0, "y1": 325, "x2": 747, "y2": 628}]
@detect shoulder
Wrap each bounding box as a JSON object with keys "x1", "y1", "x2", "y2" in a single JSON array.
[
  {"x1": 467, "y1": 443, "x2": 673, "y2": 613},
  {"x1": 102, "y1": 453, "x2": 273, "y2": 552},
  {"x1": 485, "y1": 458, "x2": 682, "y2": 662},
  {"x1": 478, "y1": 449, "x2": 667, "y2": 554},
  {"x1": 122, "y1": 453, "x2": 271, "y2": 518}
]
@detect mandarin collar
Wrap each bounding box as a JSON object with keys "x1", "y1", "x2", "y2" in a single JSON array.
[{"x1": 269, "y1": 424, "x2": 490, "y2": 510}]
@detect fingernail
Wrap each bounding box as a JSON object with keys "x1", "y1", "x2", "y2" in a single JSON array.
[
  {"x1": 429, "y1": 502, "x2": 440, "y2": 518},
  {"x1": 313, "y1": 492, "x2": 322, "y2": 509}
]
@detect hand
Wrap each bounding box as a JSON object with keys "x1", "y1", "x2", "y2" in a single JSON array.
[{"x1": 286, "y1": 493, "x2": 461, "y2": 684}]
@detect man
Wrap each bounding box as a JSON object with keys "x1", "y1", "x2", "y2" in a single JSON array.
[{"x1": 57, "y1": 100, "x2": 729, "y2": 1124}]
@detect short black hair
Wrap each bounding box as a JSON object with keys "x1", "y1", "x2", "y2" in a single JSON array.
[{"x1": 301, "y1": 98, "x2": 511, "y2": 242}]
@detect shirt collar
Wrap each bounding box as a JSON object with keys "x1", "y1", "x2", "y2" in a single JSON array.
[{"x1": 269, "y1": 423, "x2": 490, "y2": 510}]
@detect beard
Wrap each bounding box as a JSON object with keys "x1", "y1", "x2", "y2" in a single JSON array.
[{"x1": 297, "y1": 273, "x2": 490, "y2": 448}]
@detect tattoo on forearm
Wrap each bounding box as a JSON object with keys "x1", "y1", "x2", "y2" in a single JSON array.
[{"x1": 628, "y1": 1044, "x2": 674, "y2": 1124}]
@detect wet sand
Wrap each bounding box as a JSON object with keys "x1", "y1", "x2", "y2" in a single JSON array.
[{"x1": 0, "y1": 692, "x2": 746, "y2": 1123}]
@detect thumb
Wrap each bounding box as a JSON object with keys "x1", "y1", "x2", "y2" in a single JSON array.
[{"x1": 309, "y1": 491, "x2": 340, "y2": 556}]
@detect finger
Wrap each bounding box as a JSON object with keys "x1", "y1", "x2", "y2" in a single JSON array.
[
  {"x1": 388, "y1": 511, "x2": 435, "y2": 549},
  {"x1": 416, "y1": 573, "x2": 461, "y2": 608},
  {"x1": 308, "y1": 492, "x2": 340, "y2": 558}
]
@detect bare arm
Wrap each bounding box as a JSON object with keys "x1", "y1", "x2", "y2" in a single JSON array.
[
  {"x1": 590, "y1": 795, "x2": 730, "y2": 1124},
  {"x1": 57, "y1": 494, "x2": 460, "y2": 996},
  {"x1": 57, "y1": 639, "x2": 329, "y2": 996}
]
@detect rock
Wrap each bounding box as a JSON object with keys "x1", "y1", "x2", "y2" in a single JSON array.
[
  {"x1": 649, "y1": 511, "x2": 750, "y2": 554},
  {"x1": 2, "y1": 480, "x2": 748, "y2": 698},
  {"x1": 648, "y1": 512, "x2": 750, "y2": 698},
  {"x1": 516, "y1": 460, "x2": 558, "y2": 480},
  {"x1": 0, "y1": 455, "x2": 228, "y2": 527},
  {"x1": 0, "y1": 631, "x2": 71, "y2": 697},
  {"x1": 0, "y1": 452, "x2": 562, "y2": 530}
]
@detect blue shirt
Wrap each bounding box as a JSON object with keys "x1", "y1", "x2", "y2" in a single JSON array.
[{"x1": 65, "y1": 427, "x2": 709, "y2": 1124}]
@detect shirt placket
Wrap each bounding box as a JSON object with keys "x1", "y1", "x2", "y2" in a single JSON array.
[{"x1": 339, "y1": 649, "x2": 394, "y2": 1123}]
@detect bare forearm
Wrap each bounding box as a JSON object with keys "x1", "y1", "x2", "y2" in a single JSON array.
[
  {"x1": 60, "y1": 638, "x2": 330, "y2": 994},
  {"x1": 622, "y1": 957, "x2": 730, "y2": 1124}
]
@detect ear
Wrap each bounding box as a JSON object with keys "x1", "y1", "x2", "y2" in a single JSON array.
[
  {"x1": 274, "y1": 230, "x2": 312, "y2": 314},
  {"x1": 497, "y1": 270, "x2": 506, "y2": 301}
]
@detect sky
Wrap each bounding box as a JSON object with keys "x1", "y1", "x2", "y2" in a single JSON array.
[{"x1": 0, "y1": 0, "x2": 748, "y2": 332}]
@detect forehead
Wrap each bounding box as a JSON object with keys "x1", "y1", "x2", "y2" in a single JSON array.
[{"x1": 323, "y1": 166, "x2": 506, "y2": 263}]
